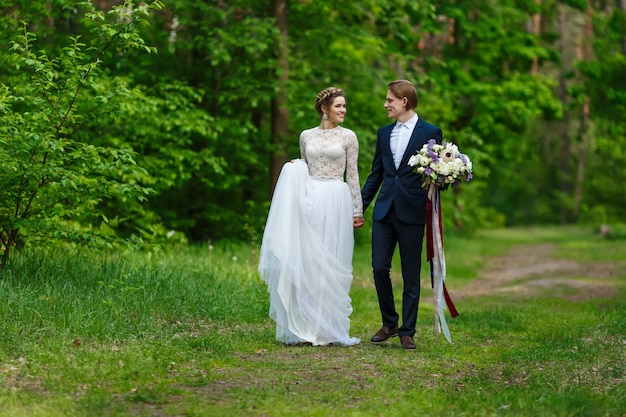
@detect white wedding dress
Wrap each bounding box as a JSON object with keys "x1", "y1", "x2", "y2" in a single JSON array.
[{"x1": 258, "y1": 126, "x2": 362, "y2": 346}]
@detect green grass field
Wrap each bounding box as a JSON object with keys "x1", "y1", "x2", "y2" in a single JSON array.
[{"x1": 1, "y1": 226, "x2": 624, "y2": 416}]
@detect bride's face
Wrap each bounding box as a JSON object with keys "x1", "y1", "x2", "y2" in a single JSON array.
[{"x1": 324, "y1": 96, "x2": 346, "y2": 125}]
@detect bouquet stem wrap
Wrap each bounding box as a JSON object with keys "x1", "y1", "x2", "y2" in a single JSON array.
[{"x1": 426, "y1": 183, "x2": 459, "y2": 344}]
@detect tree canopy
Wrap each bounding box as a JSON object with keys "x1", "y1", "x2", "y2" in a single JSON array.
[{"x1": 1, "y1": 0, "x2": 625, "y2": 264}]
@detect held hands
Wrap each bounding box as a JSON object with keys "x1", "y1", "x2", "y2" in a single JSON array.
[{"x1": 353, "y1": 216, "x2": 364, "y2": 229}]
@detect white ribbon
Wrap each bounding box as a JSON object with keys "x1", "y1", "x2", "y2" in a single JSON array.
[{"x1": 428, "y1": 183, "x2": 452, "y2": 344}]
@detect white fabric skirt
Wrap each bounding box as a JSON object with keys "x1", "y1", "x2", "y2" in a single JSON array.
[{"x1": 258, "y1": 159, "x2": 360, "y2": 346}]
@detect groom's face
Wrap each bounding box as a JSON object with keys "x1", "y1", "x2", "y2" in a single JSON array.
[{"x1": 384, "y1": 90, "x2": 406, "y2": 120}]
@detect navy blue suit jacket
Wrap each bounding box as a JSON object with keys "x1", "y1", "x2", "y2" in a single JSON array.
[{"x1": 361, "y1": 118, "x2": 443, "y2": 225}]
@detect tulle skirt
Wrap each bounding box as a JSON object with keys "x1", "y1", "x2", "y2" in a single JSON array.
[{"x1": 258, "y1": 159, "x2": 360, "y2": 346}]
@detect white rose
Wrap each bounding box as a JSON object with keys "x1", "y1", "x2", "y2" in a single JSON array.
[{"x1": 437, "y1": 162, "x2": 450, "y2": 176}]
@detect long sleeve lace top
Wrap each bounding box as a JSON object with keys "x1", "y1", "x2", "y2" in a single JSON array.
[{"x1": 299, "y1": 126, "x2": 363, "y2": 217}]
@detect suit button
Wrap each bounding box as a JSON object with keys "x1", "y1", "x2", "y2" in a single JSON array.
[{"x1": 395, "y1": 175, "x2": 399, "y2": 179}]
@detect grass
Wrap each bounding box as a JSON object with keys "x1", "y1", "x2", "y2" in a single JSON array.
[{"x1": 0, "y1": 225, "x2": 625, "y2": 416}]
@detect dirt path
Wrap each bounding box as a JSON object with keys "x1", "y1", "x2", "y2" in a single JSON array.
[{"x1": 454, "y1": 243, "x2": 623, "y2": 302}]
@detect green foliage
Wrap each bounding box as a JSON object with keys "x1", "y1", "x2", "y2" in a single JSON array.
[
  {"x1": 0, "y1": 1, "x2": 164, "y2": 267},
  {"x1": 420, "y1": 1, "x2": 561, "y2": 227},
  {"x1": 108, "y1": 0, "x2": 279, "y2": 240},
  {"x1": 2, "y1": 0, "x2": 626, "y2": 247},
  {"x1": 576, "y1": 8, "x2": 626, "y2": 224}
]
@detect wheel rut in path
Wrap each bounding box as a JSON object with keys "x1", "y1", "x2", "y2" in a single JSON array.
[{"x1": 453, "y1": 243, "x2": 623, "y2": 302}]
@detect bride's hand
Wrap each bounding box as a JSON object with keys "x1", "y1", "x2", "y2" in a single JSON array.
[{"x1": 353, "y1": 216, "x2": 364, "y2": 229}]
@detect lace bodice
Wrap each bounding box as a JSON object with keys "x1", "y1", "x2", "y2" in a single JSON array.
[{"x1": 299, "y1": 126, "x2": 363, "y2": 217}]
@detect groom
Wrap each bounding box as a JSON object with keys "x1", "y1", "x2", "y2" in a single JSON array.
[{"x1": 361, "y1": 80, "x2": 442, "y2": 350}]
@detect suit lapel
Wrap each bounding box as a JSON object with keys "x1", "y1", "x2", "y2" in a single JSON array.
[{"x1": 382, "y1": 124, "x2": 394, "y2": 159}]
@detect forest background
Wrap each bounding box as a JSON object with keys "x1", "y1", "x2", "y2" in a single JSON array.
[{"x1": 1, "y1": 0, "x2": 625, "y2": 263}]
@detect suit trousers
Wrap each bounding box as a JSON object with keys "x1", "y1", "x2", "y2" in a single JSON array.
[{"x1": 371, "y1": 206, "x2": 425, "y2": 338}]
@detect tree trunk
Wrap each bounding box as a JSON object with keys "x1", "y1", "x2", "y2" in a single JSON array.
[
  {"x1": 269, "y1": 0, "x2": 290, "y2": 195},
  {"x1": 531, "y1": 0, "x2": 541, "y2": 74},
  {"x1": 0, "y1": 228, "x2": 18, "y2": 270},
  {"x1": 620, "y1": 0, "x2": 626, "y2": 55},
  {"x1": 572, "y1": 2, "x2": 593, "y2": 220},
  {"x1": 557, "y1": 3, "x2": 572, "y2": 223}
]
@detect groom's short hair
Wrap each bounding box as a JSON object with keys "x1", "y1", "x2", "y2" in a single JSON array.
[{"x1": 388, "y1": 80, "x2": 418, "y2": 110}]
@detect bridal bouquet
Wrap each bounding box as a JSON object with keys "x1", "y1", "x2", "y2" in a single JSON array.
[
  {"x1": 409, "y1": 139, "x2": 472, "y2": 343},
  {"x1": 408, "y1": 139, "x2": 473, "y2": 190}
]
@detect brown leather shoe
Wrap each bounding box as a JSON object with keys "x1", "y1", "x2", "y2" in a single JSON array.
[
  {"x1": 400, "y1": 336, "x2": 416, "y2": 350},
  {"x1": 370, "y1": 326, "x2": 399, "y2": 344}
]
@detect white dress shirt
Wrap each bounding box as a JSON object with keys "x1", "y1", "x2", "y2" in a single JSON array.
[{"x1": 390, "y1": 114, "x2": 418, "y2": 169}]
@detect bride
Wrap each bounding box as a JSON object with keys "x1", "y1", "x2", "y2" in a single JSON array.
[{"x1": 258, "y1": 87, "x2": 363, "y2": 346}]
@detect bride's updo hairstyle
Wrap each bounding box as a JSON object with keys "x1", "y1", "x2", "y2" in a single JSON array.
[{"x1": 315, "y1": 87, "x2": 345, "y2": 116}]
